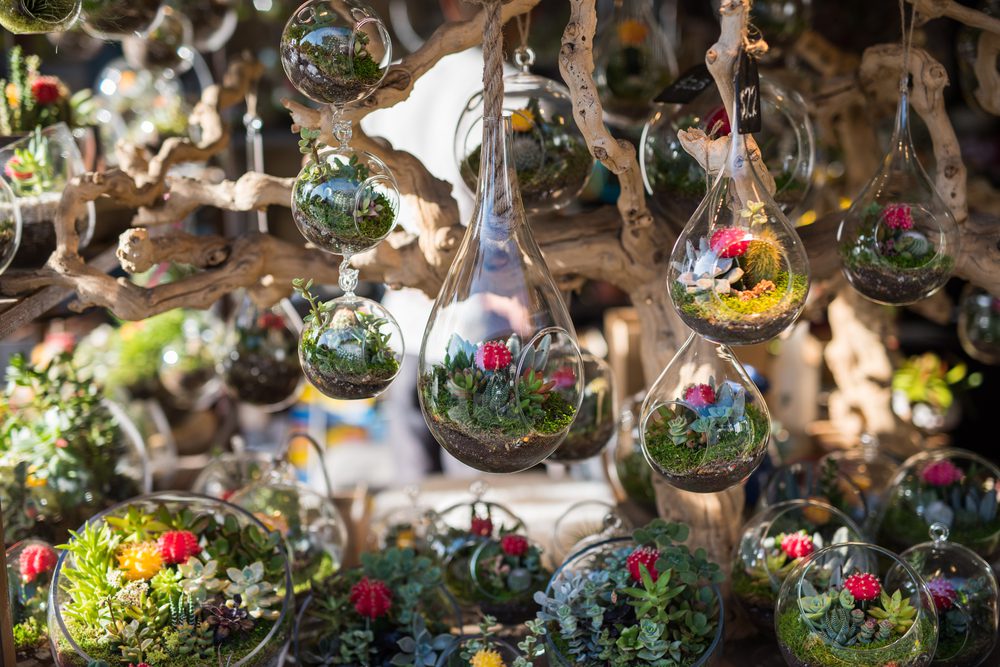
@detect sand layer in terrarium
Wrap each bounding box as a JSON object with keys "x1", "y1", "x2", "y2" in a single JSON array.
[
  {"x1": 280, "y1": 41, "x2": 382, "y2": 105},
  {"x1": 843, "y1": 252, "x2": 954, "y2": 305}
]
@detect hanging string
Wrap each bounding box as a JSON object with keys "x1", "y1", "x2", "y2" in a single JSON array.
[
  {"x1": 470, "y1": 0, "x2": 510, "y2": 221},
  {"x1": 898, "y1": 0, "x2": 916, "y2": 95},
  {"x1": 515, "y1": 11, "x2": 530, "y2": 52}
]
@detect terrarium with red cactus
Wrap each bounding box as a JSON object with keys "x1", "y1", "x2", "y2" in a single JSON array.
[
  {"x1": 469, "y1": 533, "x2": 550, "y2": 625},
  {"x1": 775, "y1": 541, "x2": 938, "y2": 667}
]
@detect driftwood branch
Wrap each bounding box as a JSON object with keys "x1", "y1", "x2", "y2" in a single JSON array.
[{"x1": 908, "y1": 0, "x2": 1000, "y2": 34}]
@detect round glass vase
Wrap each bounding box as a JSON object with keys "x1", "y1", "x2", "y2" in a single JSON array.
[
  {"x1": 434, "y1": 634, "x2": 519, "y2": 667},
  {"x1": 158, "y1": 309, "x2": 224, "y2": 409},
  {"x1": 469, "y1": 534, "x2": 549, "y2": 625},
  {"x1": 0, "y1": 0, "x2": 81, "y2": 33},
  {"x1": 122, "y1": 5, "x2": 195, "y2": 74},
  {"x1": 732, "y1": 499, "x2": 865, "y2": 633},
  {"x1": 171, "y1": 0, "x2": 238, "y2": 51},
  {"x1": 875, "y1": 448, "x2": 1000, "y2": 562},
  {"x1": 762, "y1": 459, "x2": 871, "y2": 530},
  {"x1": 0, "y1": 172, "x2": 22, "y2": 277},
  {"x1": 818, "y1": 439, "x2": 899, "y2": 529},
  {"x1": 608, "y1": 392, "x2": 657, "y2": 513},
  {"x1": 190, "y1": 451, "x2": 292, "y2": 501},
  {"x1": 7, "y1": 539, "x2": 58, "y2": 663},
  {"x1": 48, "y1": 492, "x2": 294, "y2": 667},
  {"x1": 775, "y1": 542, "x2": 938, "y2": 667}
]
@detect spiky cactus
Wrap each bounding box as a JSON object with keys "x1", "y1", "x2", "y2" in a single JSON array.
[{"x1": 741, "y1": 229, "x2": 782, "y2": 287}]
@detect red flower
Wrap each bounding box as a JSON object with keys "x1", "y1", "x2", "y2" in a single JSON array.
[
  {"x1": 626, "y1": 546, "x2": 660, "y2": 583},
  {"x1": 780, "y1": 532, "x2": 815, "y2": 560},
  {"x1": 30, "y1": 76, "x2": 62, "y2": 105},
  {"x1": 921, "y1": 460, "x2": 963, "y2": 487},
  {"x1": 500, "y1": 534, "x2": 529, "y2": 557},
  {"x1": 475, "y1": 341, "x2": 512, "y2": 372},
  {"x1": 709, "y1": 228, "x2": 751, "y2": 258},
  {"x1": 682, "y1": 383, "x2": 716, "y2": 408},
  {"x1": 551, "y1": 366, "x2": 577, "y2": 390},
  {"x1": 258, "y1": 312, "x2": 286, "y2": 330},
  {"x1": 926, "y1": 576, "x2": 957, "y2": 611},
  {"x1": 158, "y1": 530, "x2": 202, "y2": 565},
  {"x1": 19, "y1": 544, "x2": 57, "y2": 583},
  {"x1": 350, "y1": 577, "x2": 393, "y2": 619},
  {"x1": 882, "y1": 204, "x2": 914, "y2": 231},
  {"x1": 55, "y1": 438, "x2": 68, "y2": 448},
  {"x1": 843, "y1": 572, "x2": 881, "y2": 601},
  {"x1": 4, "y1": 157, "x2": 32, "y2": 181},
  {"x1": 470, "y1": 516, "x2": 493, "y2": 537},
  {"x1": 703, "y1": 105, "x2": 731, "y2": 138}
]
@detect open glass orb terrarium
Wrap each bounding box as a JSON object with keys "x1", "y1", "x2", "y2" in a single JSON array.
[
  {"x1": 763, "y1": 459, "x2": 871, "y2": 530},
  {"x1": 818, "y1": 436, "x2": 900, "y2": 526},
  {"x1": 901, "y1": 524, "x2": 999, "y2": 667},
  {"x1": 122, "y1": 5, "x2": 195, "y2": 74},
  {"x1": 191, "y1": 450, "x2": 290, "y2": 502},
  {"x1": 548, "y1": 350, "x2": 617, "y2": 462},
  {"x1": 775, "y1": 542, "x2": 939, "y2": 667},
  {"x1": 0, "y1": 0, "x2": 81, "y2": 34},
  {"x1": 469, "y1": 532, "x2": 549, "y2": 625},
  {"x1": 0, "y1": 123, "x2": 95, "y2": 269},
  {"x1": 641, "y1": 78, "x2": 815, "y2": 224},
  {"x1": 732, "y1": 499, "x2": 865, "y2": 633},
  {"x1": 455, "y1": 57, "x2": 594, "y2": 215},
  {"x1": 80, "y1": 0, "x2": 163, "y2": 40},
  {"x1": 958, "y1": 283, "x2": 1000, "y2": 365},
  {"x1": 640, "y1": 334, "x2": 770, "y2": 493},
  {"x1": 551, "y1": 499, "x2": 632, "y2": 562},
  {"x1": 610, "y1": 392, "x2": 658, "y2": 513},
  {"x1": 875, "y1": 448, "x2": 1000, "y2": 562},
  {"x1": 280, "y1": 0, "x2": 391, "y2": 107},
  {"x1": 538, "y1": 522, "x2": 724, "y2": 667},
  {"x1": 7, "y1": 539, "x2": 58, "y2": 663},
  {"x1": 158, "y1": 309, "x2": 224, "y2": 409},
  {"x1": 49, "y1": 492, "x2": 294, "y2": 667}
]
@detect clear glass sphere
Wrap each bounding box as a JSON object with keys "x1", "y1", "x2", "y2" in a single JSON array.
[
  {"x1": 548, "y1": 351, "x2": 617, "y2": 462},
  {"x1": 818, "y1": 441, "x2": 899, "y2": 526},
  {"x1": 763, "y1": 459, "x2": 870, "y2": 529},
  {"x1": 191, "y1": 451, "x2": 292, "y2": 501},
  {"x1": 958, "y1": 283, "x2": 1000, "y2": 365},
  {"x1": 280, "y1": 0, "x2": 392, "y2": 107},
  {"x1": 0, "y1": 0, "x2": 81, "y2": 34},
  {"x1": 158, "y1": 310, "x2": 224, "y2": 409},
  {"x1": 172, "y1": 0, "x2": 238, "y2": 51},
  {"x1": 49, "y1": 492, "x2": 293, "y2": 667},
  {"x1": 369, "y1": 503, "x2": 440, "y2": 553},
  {"x1": 876, "y1": 448, "x2": 1000, "y2": 562},
  {"x1": 81, "y1": 0, "x2": 163, "y2": 40},
  {"x1": 122, "y1": 5, "x2": 195, "y2": 74},
  {"x1": 7, "y1": 539, "x2": 57, "y2": 663},
  {"x1": 732, "y1": 499, "x2": 865, "y2": 632},
  {"x1": 551, "y1": 499, "x2": 632, "y2": 562},
  {"x1": 609, "y1": 392, "x2": 658, "y2": 513},
  {"x1": 292, "y1": 145, "x2": 399, "y2": 256},
  {"x1": 455, "y1": 71, "x2": 594, "y2": 215},
  {"x1": 470, "y1": 533, "x2": 549, "y2": 625},
  {"x1": 775, "y1": 542, "x2": 938, "y2": 667},
  {"x1": 299, "y1": 294, "x2": 404, "y2": 400}
]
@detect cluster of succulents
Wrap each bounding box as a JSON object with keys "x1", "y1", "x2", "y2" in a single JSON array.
[
  {"x1": 419, "y1": 332, "x2": 577, "y2": 472},
  {"x1": 9, "y1": 541, "x2": 58, "y2": 661},
  {"x1": 642, "y1": 379, "x2": 769, "y2": 492},
  {"x1": 0, "y1": 46, "x2": 94, "y2": 135},
  {"x1": 891, "y1": 352, "x2": 978, "y2": 432},
  {"x1": 281, "y1": 22, "x2": 385, "y2": 106},
  {"x1": 923, "y1": 572, "x2": 996, "y2": 666},
  {"x1": 470, "y1": 532, "x2": 549, "y2": 625},
  {"x1": 0, "y1": 354, "x2": 141, "y2": 546},
  {"x1": 295, "y1": 547, "x2": 459, "y2": 667},
  {"x1": 52, "y1": 497, "x2": 290, "y2": 667},
  {"x1": 529, "y1": 520, "x2": 723, "y2": 667},
  {"x1": 3, "y1": 126, "x2": 56, "y2": 198},
  {"x1": 220, "y1": 306, "x2": 302, "y2": 408}
]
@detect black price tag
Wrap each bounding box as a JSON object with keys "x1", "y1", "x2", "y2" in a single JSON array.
[
  {"x1": 735, "y1": 50, "x2": 761, "y2": 133},
  {"x1": 654, "y1": 64, "x2": 714, "y2": 104}
]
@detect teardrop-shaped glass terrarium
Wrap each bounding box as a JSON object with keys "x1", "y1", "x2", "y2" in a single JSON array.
[
  {"x1": 0, "y1": 0, "x2": 81, "y2": 34},
  {"x1": 80, "y1": 0, "x2": 163, "y2": 40},
  {"x1": 418, "y1": 116, "x2": 584, "y2": 473},
  {"x1": 667, "y1": 121, "x2": 811, "y2": 345},
  {"x1": 957, "y1": 283, "x2": 1000, "y2": 365},
  {"x1": 548, "y1": 350, "x2": 618, "y2": 463},
  {"x1": 837, "y1": 87, "x2": 960, "y2": 305},
  {"x1": 640, "y1": 334, "x2": 770, "y2": 493}
]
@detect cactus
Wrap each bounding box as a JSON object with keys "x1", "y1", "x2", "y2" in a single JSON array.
[
  {"x1": 821, "y1": 605, "x2": 860, "y2": 647},
  {"x1": 741, "y1": 228, "x2": 783, "y2": 287}
]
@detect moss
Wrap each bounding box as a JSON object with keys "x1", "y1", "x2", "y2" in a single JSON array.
[
  {"x1": 731, "y1": 564, "x2": 776, "y2": 610},
  {"x1": 0, "y1": 0, "x2": 77, "y2": 32},
  {"x1": 13, "y1": 617, "x2": 46, "y2": 652},
  {"x1": 465, "y1": 136, "x2": 593, "y2": 206},
  {"x1": 674, "y1": 271, "x2": 808, "y2": 325}
]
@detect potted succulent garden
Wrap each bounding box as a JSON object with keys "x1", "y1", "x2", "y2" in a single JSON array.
[
  {"x1": 530, "y1": 519, "x2": 724, "y2": 666},
  {"x1": 774, "y1": 542, "x2": 938, "y2": 667},
  {"x1": 294, "y1": 547, "x2": 461, "y2": 666},
  {"x1": 418, "y1": 332, "x2": 578, "y2": 473},
  {"x1": 642, "y1": 378, "x2": 770, "y2": 492},
  {"x1": 0, "y1": 47, "x2": 96, "y2": 139},
  {"x1": 8, "y1": 540, "x2": 58, "y2": 663},
  {"x1": 49, "y1": 492, "x2": 293, "y2": 667},
  {"x1": 839, "y1": 202, "x2": 955, "y2": 305},
  {"x1": 469, "y1": 533, "x2": 549, "y2": 625},
  {"x1": 0, "y1": 354, "x2": 147, "y2": 546}
]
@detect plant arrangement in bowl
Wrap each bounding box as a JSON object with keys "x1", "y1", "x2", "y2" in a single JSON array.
[
  {"x1": 49, "y1": 492, "x2": 293, "y2": 667},
  {"x1": 294, "y1": 547, "x2": 461, "y2": 667},
  {"x1": 0, "y1": 354, "x2": 146, "y2": 546},
  {"x1": 0, "y1": 47, "x2": 96, "y2": 136},
  {"x1": 891, "y1": 353, "x2": 979, "y2": 433},
  {"x1": 418, "y1": 332, "x2": 579, "y2": 473},
  {"x1": 434, "y1": 618, "x2": 523, "y2": 667},
  {"x1": 876, "y1": 449, "x2": 1000, "y2": 561},
  {"x1": 470, "y1": 533, "x2": 549, "y2": 625},
  {"x1": 7, "y1": 540, "x2": 58, "y2": 663},
  {"x1": 0, "y1": 1, "x2": 81, "y2": 38},
  {"x1": 774, "y1": 542, "x2": 938, "y2": 667},
  {"x1": 529, "y1": 519, "x2": 724, "y2": 667}
]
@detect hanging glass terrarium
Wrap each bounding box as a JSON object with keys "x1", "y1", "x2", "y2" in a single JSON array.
[
  {"x1": 763, "y1": 459, "x2": 870, "y2": 529},
  {"x1": 640, "y1": 334, "x2": 770, "y2": 493},
  {"x1": 171, "y1": 0, "x2": 238, "y2": 52},
  {"x1": 280, "y1": 0, "x2": 391, "y2": 107},
  {"x1": 901, "y1": 523, "x2": 999, "y2": 667},
  {"x1": 548, "y1": 351, "x2": 617, "y2": 462},
  {"x1": 0, "y1": 177, "x2": 21, "y2": 277},
  {"x1": 419, "y1": 115, "x2": 584, "y2": 474},
  {"x1": 958, "y1": 283, "x2": 1000, "y2": 365},
  {"x1": 0, "y1": 0, "x2": 81, "y2": 34},
  {"x1": 609, "y1": 392, "x2": 657, "y2": 513},
  {"x1": 80, "y1": 0, "x2": 163, "y2": 40},
  {"x1": 667, "y1": 101, "x2": 810, "y2": 345},
  {"x1": 594, "y1": 0, "x2": 677, "y2": 122},
  {"x1": 122, "y1": 5, "x2": 195, "y2": 74},
  {"x1": 837, "y1": 84, "x2": 960, "y2": 305},
  {"x1": 220, "y1": 292, "x2": 303, "y2": 411},
  {"x1": 455, "y1": 48, "x2": 594, "y2": 215},
  {"x1": 158, "y1": 309, "x2": 224, "y2": 409}
]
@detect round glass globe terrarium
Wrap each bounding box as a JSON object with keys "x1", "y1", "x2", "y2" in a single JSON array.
[{"x1": 48, "y1": 492, "x2": 294, "y2": 667}]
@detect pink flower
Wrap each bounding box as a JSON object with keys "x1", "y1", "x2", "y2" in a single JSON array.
[
  {"x1": 882, "y1": 204, "x2": 914, "y2": 231},
  {"x1": 4, "y1": 157, "x2": 32, "y2": 181},
  {"x1": 19, "y1": 544, "x2": 57, "y2": 583},
  {"x1": 30, "y1": 76, "x2": 63, "y2": 105},
  {"x1": 780, "y1": 532, "x2": 815, "y2": 560},
  {"x1": 470, "y1": 516, "x2": 493, "y2": 537},
  {"x1": 926, "y1": 576, "x2": 957, "y2": 610},
  {"x1": 551, "y1": 366, "x2": 577, "y2": 390},
  {"x1": 709, "y1": 228, "x2": 751, "y2": 258},
  {"x1": 703, "y1": 105, "x2": 731, "y2": 138},
  {"x1": 500, "y1": 534, "x2": 529, "y2": 557},
  {"x1": 683, "y1": 383, "x2": 716, "y2": 408},
  {"x1": 474, "y1": 341, "x2": 512, "y2": 372},
  {"x1": 921, "y1": 459, "x2": 964, "y2": 487},
  {"x1": 843, "y1": 572, "x2": 881, "y2": 601},
  {"x1": 55, "y1": 438, "x2": 68, "y2": 448}
]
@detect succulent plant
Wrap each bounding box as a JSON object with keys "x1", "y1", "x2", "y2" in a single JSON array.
[
  {"x1": 203, "y1": 597, "x2": 256, "y2": 644},
  {"x1": 226, "y1": 562, "x2": 282, "y2": 620},
  {"x1": 672, "y1": 238, "x2": 745, "y2": 300},
  {"x1": 867, "y1": 589, "x2": 917, "y2": 634},
  {"x1": 177, "y1": 557, "x2": 225, "y2": 603}
]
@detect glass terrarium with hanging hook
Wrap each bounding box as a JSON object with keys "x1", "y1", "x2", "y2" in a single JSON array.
[
  {"x1": 80, "y1": 0, "x2": 163, "y2": 41},
  {"x1": 548, "y1": 350, "x2": 618, "y2": 462},
  {"x1": 454, "y1": 40, "x2": 594, "y2": 215},
  {"x1": 0, "y1": 0, "x2": 81, "y2": 34},
  {"x1": 957, "y1": 283, "x2": 1000, "y2": 365},
  {"x1": 640, "y1": 333, "x2": 771, "y2": 493},
  {"x1": 667, "y1": 60, "x2": 810, "y2": 346}
]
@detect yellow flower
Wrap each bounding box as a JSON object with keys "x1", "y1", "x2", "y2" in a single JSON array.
[
  {"x1": 510, "y1": 108, "x2": 535, "y2": 133},
  {"x1": 117, "y1": 542, "x2": 163, "y2": 581},
  {"x1": 802, "y1": 497, "x2": 831, "y2": 525},
  {"x1": 617, "y1": 19, "x2": 648, "y2": 46},
  {"x1": 5, "y1": 83, "x2": 18, "y2": 107},
  {"x1": 395, "y1": 528, "x2": 416, "y2": 549},
  {"x1": 470, "y1": 648, "x2": 506, "y2": 667},
  {"x1": 25, "y1": 474, "x2": 46, "y2": 488}
]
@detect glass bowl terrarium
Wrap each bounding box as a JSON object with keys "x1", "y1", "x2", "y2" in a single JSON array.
[
  {"x1": 469, "y1": 532, "x2": 549, "y2": 625},
  {"x1": 455, "y1": 69, "x2": 594, "y2": 215},
  {"x1": 548, "y1": 350, "x2": 617, "y2": 462},
  {"x1": 640, "y1": 334, "x2": 771, "y2": 493},
  {"x1": 80, "y1": 0, "x2": 163, "y2": 40},
  {"x1": 901, "y1": 524, "x2": 999, "y2": 667},
  {"x1": 732, "y1": 499, "x2": 865, "y2": 632},
  {"x1": 0, "y1": 354, "x2": 149, "y2": 546},
  {"x1": 551, "y1": 499, "x2": 632, "y2": 562},
  {"x1": 294, "y1": 546, "x2": 461, "y2": 667},
  {"x1": 875, "y1": 449, "x2": 1000, "y2": 562},
  {"x1": 609, "y1": 392, "x2": 658, "y2": 513},
  {"x1": 280, "y1": 0, "x2": 391, "y2": 107},
  {"x1": 775, "y1": 542, "x2": 938, "y2": 667},
  {"x1": 7, "y1": 539, "x2": 58, "y2": 663},
  {"x1": 763, "y1": 459, "x2": 871, "y2": 530},
  {"x1": 957, "y1": 283, "x2": 1000, "y2": 365},
  {"x1": 158, "y1": 309, "x2": 224, "y2": 409},
  {"x1": 0, "y1": 0, "x2": 81, "y2": 33},
  {"x1": 537, "y1": 521, "x2": 724, "y2": 667},
  {"x1": 229, "y1": 476, "x2": 348, "y2": 595},
  {"x1": 48, "y1": 492, "x2": 293, "y2": 667},
  {"x1": 191, "y1": 450, "x2": 289, "y2": 502}
]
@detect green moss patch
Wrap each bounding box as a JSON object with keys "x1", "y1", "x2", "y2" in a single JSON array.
[{"x1": 644, "y1": 402, "x2": 769, "y2": 475}]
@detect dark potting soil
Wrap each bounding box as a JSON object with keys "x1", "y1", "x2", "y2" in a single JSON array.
[
  {"x1": 303, "y1": 364, "x2": 393, "y2": 400},
  {"x1": 280, "y1": 50, "x2": 376, "y2": 107},
  {"x1": 548, "y1": 419, "x2": 616, "y2": 462},
  {"x1": 223, "y1": 354, "x2": 301, "y2": 406},
  {"x1": 481, "y1": 597, "x2": 538, "y2": 626},
  {"x1": 428, "y1": 418, "x2": 564, "y2": 474},
  {"x1": 291, "y1": 207, "x2": 380, "y2": 256},
  {"x1": 845, "y1": 260, "x2": 952, "y2": 305},
  {"x1": 656, "y1": 456, "x2": 761, "y2": 493}
]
